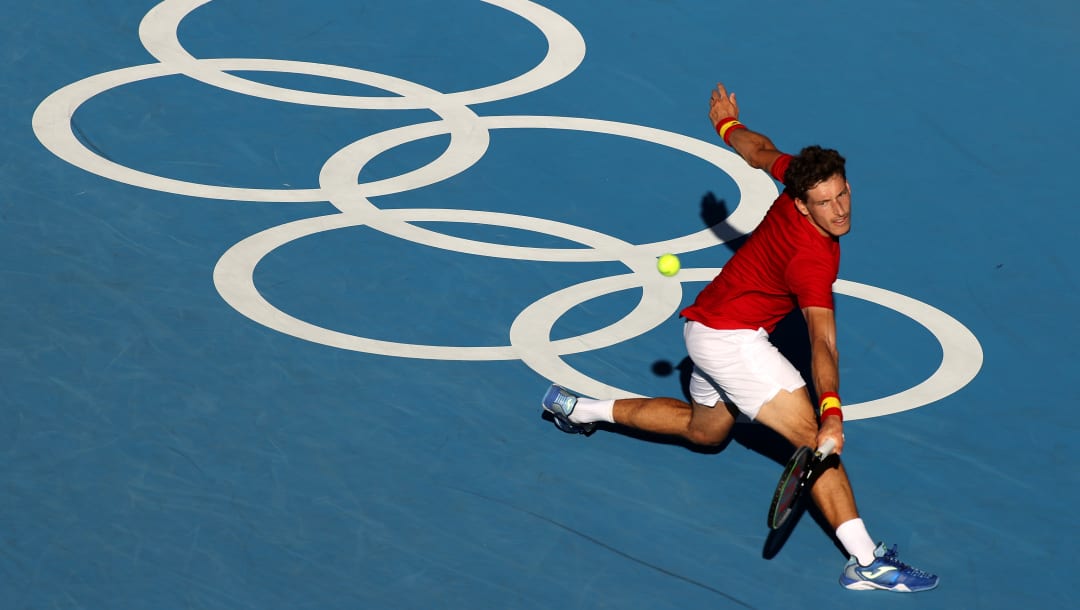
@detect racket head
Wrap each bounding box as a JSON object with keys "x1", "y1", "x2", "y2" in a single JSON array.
[{"x1": 767, "y1": 445, "x2": 814, "y2": 529}]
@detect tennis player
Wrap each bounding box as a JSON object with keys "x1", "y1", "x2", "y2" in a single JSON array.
[{"x1": 542, "y1": 83, "x2": 939, "y2": 593}]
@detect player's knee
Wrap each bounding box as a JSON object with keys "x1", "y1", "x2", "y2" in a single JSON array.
[
  {"x1": 686, "y1": 417, "x2": 732, "y2": 447},
  {"x1": 687, "y1": 427, "x2": 726, "y2": 446}
]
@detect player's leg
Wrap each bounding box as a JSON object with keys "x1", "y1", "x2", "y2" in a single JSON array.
[
  {"x1": 613, "y1": 396, "x2": 737, "y2": 446},
  {"x1": 542, "y1": 319, "x2": 738, "y2": 444},
  {"x1": 751, "y1": 361, "x2": 939, "y2": 591},
  {"x1": 753, "y1": 387, "x2": 859, "y2": 527},
  {"x1": 542, "y1": 389, "x2": 736, "y2": 445},
  {"x1": 689, "y1": 325, "x2": 878, "y2": 565},
  {"x1": 606, "y1": 322, "x2": 739, "y2": 445}
]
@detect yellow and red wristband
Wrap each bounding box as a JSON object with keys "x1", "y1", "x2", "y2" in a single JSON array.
[
  {"x1": 818, "y1": 392, "x2": 843, "y2": 421},
  {"x1": 714, "y1": 117, "x2": 747, "y2": 145}
]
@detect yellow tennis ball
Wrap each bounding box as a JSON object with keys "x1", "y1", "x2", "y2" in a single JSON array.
[{"x1": 657, "y1": 253, "x2": 681, "y2": 277}]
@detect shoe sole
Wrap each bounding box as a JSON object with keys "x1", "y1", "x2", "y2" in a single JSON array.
[
  {"x1": 841, "y1": 579, "x2": 939, "y2": 593},
  {"x1": 549, "y1": 410, "x2": 596, "y2": 435}
]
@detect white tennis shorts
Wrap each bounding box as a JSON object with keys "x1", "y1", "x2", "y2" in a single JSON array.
[{"x1": 683, "y1": 320, "x2": 806, "y2": 420}]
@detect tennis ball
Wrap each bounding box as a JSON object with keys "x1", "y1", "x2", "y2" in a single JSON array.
[{"x1": 657, "y1": 253, "x2": 681, "y2": 277}]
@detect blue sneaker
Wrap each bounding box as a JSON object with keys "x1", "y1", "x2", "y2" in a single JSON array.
[
  {"x1": 541, "y1": 384, "x2": 596, "y2": 435},
  {"x1": 840, "y1": 543, "x2": 939, "y2": 592}
]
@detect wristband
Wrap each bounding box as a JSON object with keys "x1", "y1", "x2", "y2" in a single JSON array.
[
  {"x1": 714, "y1": 117, "x2": 747, "y2": 145},
  {"x1": 818, "y1": 392, "x2": 843, "y2": 421}
]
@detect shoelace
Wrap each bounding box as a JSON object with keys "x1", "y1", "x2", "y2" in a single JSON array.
[{"x1": 881, "y1": 545, "x2": 936, "y2": 578}]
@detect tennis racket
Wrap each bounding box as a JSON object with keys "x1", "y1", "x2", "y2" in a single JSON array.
[{"x1": 767, "y1": 437, "x2": 837, "y2": 530}]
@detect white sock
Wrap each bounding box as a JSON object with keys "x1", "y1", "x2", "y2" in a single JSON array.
[
  {"x1": 835, "y1": 518, "x2": 877, "y2": 566},
  {"x1": 569, "y1": 397, "x2": 615, "y2": 424}
]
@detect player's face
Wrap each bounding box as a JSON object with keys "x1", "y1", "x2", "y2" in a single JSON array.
[{"x1": 795, "y1": 174, "x2": 851, "y2": 237}]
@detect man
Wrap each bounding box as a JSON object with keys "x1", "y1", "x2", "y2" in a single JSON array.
[{"x1": 541, "y1": 84, "x2": 939, "y2": 593}]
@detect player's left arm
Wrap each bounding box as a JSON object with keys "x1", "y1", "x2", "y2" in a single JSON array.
[
  {"x1": 803, "y1": 305, "x2": 845, "y2": 454},
  {"x1": 708, "y1": 83, "x2": 786, "y2": 172}
]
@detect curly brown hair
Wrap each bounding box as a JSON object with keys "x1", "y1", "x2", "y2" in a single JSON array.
[{"x1": 782, "y1": 146, "x2": 846, "y2": 201}]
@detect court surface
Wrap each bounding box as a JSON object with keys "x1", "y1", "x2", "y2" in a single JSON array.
[{"x1": 3, "y1": 1, "x2": 1078, "y2": 608}]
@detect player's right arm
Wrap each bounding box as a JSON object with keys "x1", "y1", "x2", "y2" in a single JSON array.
[
  {"x1": 708, "y1": 83, "x2": 786, "y2": 173},
  {"x1": 803, "y1": 305, "x2": 845, "y2": 454}
]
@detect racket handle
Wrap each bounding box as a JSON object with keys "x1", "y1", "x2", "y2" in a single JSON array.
[{"x1": 816, "y1": 437, "x2": 837, "y2": 458}]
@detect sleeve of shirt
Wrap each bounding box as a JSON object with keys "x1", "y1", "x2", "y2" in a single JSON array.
[
  {"x1": 785, "y1": 254, "x2": 836, "y2": 310},
  {"x1": 770, "y1": 154, "x2": 794, "y2": 182}
]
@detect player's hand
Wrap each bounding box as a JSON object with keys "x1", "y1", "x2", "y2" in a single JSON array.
[
  {"x1": 816, "y1": 416, "x2": 844, "y2": 455},
  {"x1": 709, "y1": 83, "x2": 739, "y2": 126}
]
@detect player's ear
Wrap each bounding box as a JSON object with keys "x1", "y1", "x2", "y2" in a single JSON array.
[{"x1": 793, "y1": 197, "x2": 810, "y2": 217}]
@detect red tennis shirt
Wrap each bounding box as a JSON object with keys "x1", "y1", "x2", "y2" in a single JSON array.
[{"x1": 681, "y1": 154, "x2": 840, "y2": 333}]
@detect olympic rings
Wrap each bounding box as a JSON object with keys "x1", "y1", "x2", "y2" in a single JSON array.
[{"x1": 31, "y1": 0, "x2": 982, "y2": 420}]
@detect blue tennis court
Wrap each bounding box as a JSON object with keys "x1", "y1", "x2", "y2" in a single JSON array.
[{"x1": 3, "y1": 1, "x2": 1077, "y2": 608}]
